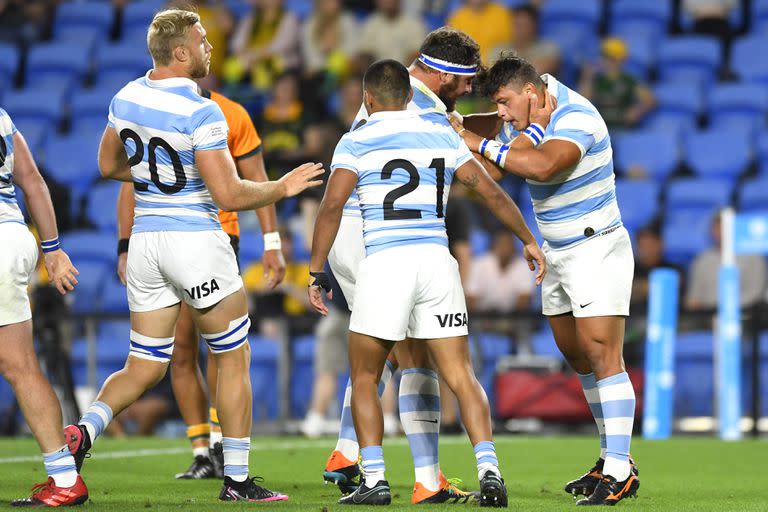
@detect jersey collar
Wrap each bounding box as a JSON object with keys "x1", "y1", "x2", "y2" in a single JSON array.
[
  {"x1": 143, "y1": 70, "x2": 198, "y2": 91},
  {"x1": 368, "y1": 109, "x2": 420, "y2": 121},
  {"x1": 410, "y1": 75, "x2": 448, "y2": 114}
]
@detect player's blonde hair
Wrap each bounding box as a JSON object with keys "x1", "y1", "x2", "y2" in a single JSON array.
[{"x1": 147, "y1": 8, "x2": 200, "y2": 66}]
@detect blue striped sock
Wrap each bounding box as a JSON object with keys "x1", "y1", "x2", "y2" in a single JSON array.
[
  {"x1": 80, "y1": 400, "x2": 113, "y2": 443},
  {"x1": 597, "y1": 372, "x2": 635, "y2": 481},
  {"x1": 223, "y1": 437, "x2": 250, "y2": 482},
  {"x1": 43, "y1": 445, "x2": 78, "y2": 488},
  {"x1": 399, "y1": 368, "x2": 441, "y2": 492},
  {"x1": 334, "y1": 360, "x2": 394, "y2": 463},
  {"x1": 578, "y1": 372, "x2": 607, "y2": 459},
  {"x1": 360, "y1": 445, "x2": 385, "y2": 485},
  {"x1": 473, "y1": 441, "x2": 500, "y2": 480}
]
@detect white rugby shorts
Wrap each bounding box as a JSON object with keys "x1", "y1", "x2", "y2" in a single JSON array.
[
  {"x1": 350, "y1": 244, "x2": 468, "y2": 341},
  {"x1": 328, "y1": 215, "x2": 365, "y2": 311},
  {"x1": 541, "y1": 225, "x2": 634, "y2": 318},
  {"x1": 0, "y1": 222, "x2": 38, "y2": 325},
  {"x1": 127, "y1": 230, "x2": 243, "y2": 312}
]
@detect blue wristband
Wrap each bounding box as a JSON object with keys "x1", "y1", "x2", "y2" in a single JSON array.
[
  {"x1": 479, "y1": 138, "x2": 490, "y2": 157},
  {"x1": 41, "y1": 237, "x2": 60, "y2": 253}
]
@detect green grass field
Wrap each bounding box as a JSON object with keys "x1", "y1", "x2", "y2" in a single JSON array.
[{"x1": 0, "y1": 435, "x2": 765, "y2": 511}]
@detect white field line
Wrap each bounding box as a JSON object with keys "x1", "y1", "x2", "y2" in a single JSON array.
[{"x1": 0, "y1": 435, "x2": 505, "y2": 464}]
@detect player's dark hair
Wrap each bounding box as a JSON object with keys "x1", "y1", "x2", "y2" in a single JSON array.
[
  {"x1": 476, "y1": 53, "x2": 544, "y2": 98},
  {"x1": 415, "y1": 27, "x2": 482, "y2": 70},
  {"x1": 363, "y1": 59, "x2": 411, "y2": 106}
]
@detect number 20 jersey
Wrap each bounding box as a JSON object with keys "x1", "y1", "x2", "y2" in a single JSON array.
[
  {"x1": 331, "y1": 109, "x2": 473, "y2": 256},
  {"x1": 109, "y1": 72, "x2": 229, "y2": 233}
]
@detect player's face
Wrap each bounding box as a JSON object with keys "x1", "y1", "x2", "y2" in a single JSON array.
[
  {"x1": 437, "y1": 74, "x2": 473, "y2": 111},
  {"x1": 492, "y1": 83, "x2": 534, "y2": 131},
  {"x1": 186, "y1": 23, "x2": 212, "y2": 79}
]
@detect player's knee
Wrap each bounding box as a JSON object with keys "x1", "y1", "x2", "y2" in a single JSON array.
[
  {"x1": 129, "y1": 330, "x2": 174, "y2": 363},
  {"x1": 201, "y1": 314, "x2": 250, "y2": 355}
]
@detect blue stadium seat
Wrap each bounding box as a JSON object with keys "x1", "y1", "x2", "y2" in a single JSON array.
[
  {"x1": 0, "y1": 43, "x2": 20, "y2": 89},
  {"x1": 758, "y1": 134, "x2": 768, "y2": 176},
  {"x1": 753, "y1": 0, "x2": 768, "y2": 32},
  {"x1": 70, "y1": 87, "x2": 115, "y2": 133},
  {"x1": 657, "y1": 37, "x2": 721, "y2": 84},
  {"x1": 4, "y1": 88, "x2": 66, "y2": 126},
  {"x1": 95, "y1": 42, "x2": 152, "y2": 77},
  {"x1": 54, "y1": 1, "x2": 114, "y2": 37},
  {"x1": 662, "y1": 211, "x2": 712, "y2": 265},
  {"x1": 12, "y1": 120, "x2": 47, "y2": 156},
  {"x1": 250, "y1": 336, "x2": 279, "y2": 420},
  {"x1": 26, "y1": 42, "x2": 92, "y2": 85},
  {"x1": 122, "y1": 0, "x2": 166, "y2": 37},
  {"x1": 101, "y1": 276, "x2": 129, "y2": 313},
  {"x1": 666, "y1": 178, "x2": 732, "y2": 213},
  {"x1": 86, "y1": 181, "x2": 122, "y2": 232},
  {"x1": 475, "y1": 333, "x2": 513, "y2": 406},
  {"x1": 615, "y1": 180, "x2": 660, "y2": 232},
  {"x1": 225, "y1": 0, "x2": 251, "y2": 18},
  {"x1": 43, "y1": 132, "x2": 101, "y2": 196},
  {"x1": 731, "y1": 36, "x2": 768, "y2": 84},
  {"x1": 98, "y1": 320, "x2": 132, "y2": 342},
  {"x1": 708, "y1": 84, "x2": 768, "y2": 129},
  {"x1": 642, "y1": 113, "x2": 697, "y2": 137},
  {"x1": 70, "y1": 261, "x2": 108, "y2": 313},
  {"x1": 652, "y1": 82, "x2": 704, "y2": 119},
  {"x1": 93, "y1": 70, "x2": 142, "y2": 93},
  {"x1": 684, "y1": 130, "x2": 753, "y2": 179},
  {"x1": 739, "y1": 179, "x2": 768, "y2": 212},
  {"x1": 71, "y1": 336, "x2": 126, "y2": 388},
  {"x1": 285, "y1": 0, "x2": 312, "y2": 19},
  {"x1": 530, "y1": 327, "x2": 563, "y2": 359},
  {"x1": 675, "y1": 331, "x2": 714, "y2": 417},
  {"x1": 613, "y1": 130, "x2": 679, "y2": 180},
  {"x1": 470, "y1": 229, "x2": 491, "y2": 255},
  {"x1": 238, "y1": 229, "x2": 265, "y2": 267},
  {"x1": 618, "y1": 33, "x2": 656, "y2": 80},
  {"x1": 609, "y1": 0, "x2": 672, "y2": 40},
  {"x1": 540, "y1": 0, "x2": 601, "y2": 31},
  {"x1": 61, "y1": 230, "x2": 116, "y2": 266},
  {"x1": 291, "y1": 335, "x2": 315, "y2": 418}
]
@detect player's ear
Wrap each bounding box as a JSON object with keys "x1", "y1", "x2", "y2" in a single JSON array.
[
  {"x1": 406, "y1": 87, "x2": 414, "y2": 104},
  {"x1": 174, "y1": 45, "x2": 188, "y2": 64}
]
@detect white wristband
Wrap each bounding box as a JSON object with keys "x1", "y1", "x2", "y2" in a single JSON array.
[
  {"x1": 522, "y1": 123, "x2": 545, "y2": 147},
  {"x1": 263, "y1": 232, "x2": 281, "y2": 251}
]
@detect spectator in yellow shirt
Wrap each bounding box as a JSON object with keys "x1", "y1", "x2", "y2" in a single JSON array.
[{"x1": 447, "y1": 0, "x2": 513, "y2": 63}]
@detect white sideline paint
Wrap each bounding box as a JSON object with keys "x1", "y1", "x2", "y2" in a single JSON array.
[{"x1": 0, "y1": 436, "x2": 485, "y2": 464}]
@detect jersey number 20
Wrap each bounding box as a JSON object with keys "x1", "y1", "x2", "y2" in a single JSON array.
[
  {"x1": 121, "y1": 128, "x2": 186, "y2": 195},
  {"x1": 381, "y1": 158, "x2": 445, "y2": 220}
]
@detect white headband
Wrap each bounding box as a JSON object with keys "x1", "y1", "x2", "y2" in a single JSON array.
[{"x1": 418, "y1": 53, "x2": 478, "y2": 76}]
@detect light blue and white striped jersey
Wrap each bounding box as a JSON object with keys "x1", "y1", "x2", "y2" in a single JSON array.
[
  {"x1": 109, "y1": 72, "x2": 229, "y2": 233},
  {"x1": 343, "y1": 75, "x2": 449, "y2": 218},
  {"x1": 497, "y1": 74, "x2": 621, "y2": 251},
  {"x1": 0, "y1": 108, "x2": 24, "y2": 226},
  {"x1": 331, "y1": 109, "x2": 474, "y2": 255}
]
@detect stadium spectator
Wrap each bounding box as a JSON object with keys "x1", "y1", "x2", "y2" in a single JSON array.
[
  {"x1": 467, "y1": 230, "x2": 535, "y2": 313},
  {"x1": 357, "y1": 0, "x2": 426, "y2": 64},
  {"x1": 686, "y1": 213, "x2": 767, "y2": 311},
  {"x1": 227, "y1": 0, "x2": 300, "y2": 91},
  {"x1": 261, "y1": 73, "x2": 307, "y2": 180},
  {"x1": 631, "y1": 223, "x2": 685, "y2": 309},
  {"x1": 301, "y1": 0, "x2": 358, "y2": 79},
  {"x1": 447, "y1": 0, "x2": 513, "y2": 63},
  {"x1": 578, "y1": 38, "x2": 655, "y2": 132},
  {"x1": 510, "y1": 4, "x2": 560, "y2": 76}
]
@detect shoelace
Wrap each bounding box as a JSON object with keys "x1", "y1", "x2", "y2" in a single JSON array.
[
  {"x1": 28, "y1": 478, "x2": 55, "y2": 499},
  {"x1": 444, "y1": 478, "x2": 469, "y2": 495}
]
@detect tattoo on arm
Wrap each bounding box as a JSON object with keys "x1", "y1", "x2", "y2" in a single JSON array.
[{"x1": 462, "y1": 172, "x2": 480, "y2": 189}]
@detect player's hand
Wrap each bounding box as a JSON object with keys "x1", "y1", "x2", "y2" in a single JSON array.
[
  {"x1": 44, "y1": 250, "x2": 79, "y2": 295},
  {"x1": 262, "y1": 249, "x2": 286, "y2": 290},
  {"x1": 279, "y1": 162, "x2": 324, "y2": 197},
  {"x1": 528, "y1": 91, "x2": 557, "y2": 130},
  {"x1": 523, "y1": 241, "x2": 547, "y2": 285},
  {"x1": 117, "y1": 252, "x2": 128, "y2": 285},
  {"x1": 308, "y1": 271, "x2": 332, "y2": 315},
  {"x1": 449, "y1": 115, "x2": 483, "y2": 153}
]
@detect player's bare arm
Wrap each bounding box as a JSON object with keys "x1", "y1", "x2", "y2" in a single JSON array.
[
  {"x1": 196, "y1": 148, "x2": 323, "y2": 211},
  {"x1": 98, "y1": 126, "x2": 133, "y2": 182},
  {"x1": 455, "y1": 158, "x2": 546, "y2": 284},
  {"x1": 236, "y1": 151, "x2": 286, "y2": 288},
  {"x1": 116, "y1": 182, "x2": 135, "y2": 284},
  {"x1": 307, "y1": 168, "x2": 358, "y2": 315},
  {"x1": 501, "y1": 139, "x2": 582, "y2": 182},
  {"x1": 12, "y1": 130, "x2": 79, "y2": 294}
]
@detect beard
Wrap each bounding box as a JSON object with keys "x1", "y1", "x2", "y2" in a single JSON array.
[
  {"x1": 189, "y1": 55, "x2": 210, "y2": 79},
  {"x1": 437, "y1": 77, "x2": 461, "y2": 112}
]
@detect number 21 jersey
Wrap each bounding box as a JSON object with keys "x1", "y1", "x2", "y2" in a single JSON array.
[
  {"x1": 109, "y1": 72, "x2": 229, "y2": 233},
  {"x1": 331, "y1": 109, "x2": 473, "y2": 256}
]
